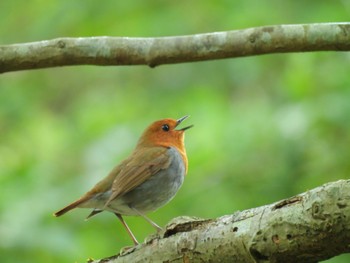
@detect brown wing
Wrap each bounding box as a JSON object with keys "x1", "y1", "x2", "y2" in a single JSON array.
[{"x1": 104, "y1": 146, "x2": 171, "y2": 207}]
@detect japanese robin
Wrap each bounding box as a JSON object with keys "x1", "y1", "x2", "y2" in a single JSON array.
[{"x1": 54, "y1": 116, "x2": 193, "y2": 245}]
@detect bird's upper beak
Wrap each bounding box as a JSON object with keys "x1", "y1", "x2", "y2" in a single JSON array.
[{"x1": 176, "y1": 115, "x2": 194, "y2": 131}]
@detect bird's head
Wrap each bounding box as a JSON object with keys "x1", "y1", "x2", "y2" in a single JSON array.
[{"x1": 137, "y1": 116, "x2": 193, "y2": 149}]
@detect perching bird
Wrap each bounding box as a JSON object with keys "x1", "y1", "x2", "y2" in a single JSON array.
[{"x1": 54, "y1": 116, "x2": 193, "y2": 245}]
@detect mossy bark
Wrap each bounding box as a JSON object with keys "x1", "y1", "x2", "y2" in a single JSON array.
[{"x1": 90, "y1": 179, "x2": 350, "y2": 263}]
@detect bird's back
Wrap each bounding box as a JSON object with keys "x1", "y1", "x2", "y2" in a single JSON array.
[{"x1": 102, "y1": 146, "x2": 185, "y2": 215}]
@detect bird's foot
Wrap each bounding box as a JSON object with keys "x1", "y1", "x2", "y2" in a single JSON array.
[{"x1": 119, "y1": 245, "x2": 137, "y2": 256}]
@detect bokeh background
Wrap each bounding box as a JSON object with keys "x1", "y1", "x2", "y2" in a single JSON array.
[{"x1": 1, "y1": 1, "x2": 350, "y2": 262}]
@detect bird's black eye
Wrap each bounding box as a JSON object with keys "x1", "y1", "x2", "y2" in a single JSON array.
[{"x1": 162, "y1": 124, "x2": 170, "y2": 132}]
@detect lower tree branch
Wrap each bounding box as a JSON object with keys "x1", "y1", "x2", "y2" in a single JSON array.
[
  {"x1": 90, "y1": 179, "x2": 350, "y2": 263},
  {"x1": 1, "y1": 23, "x2": 350, "y2": 73}
]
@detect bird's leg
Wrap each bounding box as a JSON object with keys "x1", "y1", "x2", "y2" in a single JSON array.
[
  {"x1": 114, "y1": 213, "x2": 139, "y2": 246},
  {"x1": 130, "y1": 207, "x2": 162, "y2": 232}
]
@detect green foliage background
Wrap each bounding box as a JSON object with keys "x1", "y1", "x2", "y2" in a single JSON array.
[{"x1": 1, "y1": 1, "x2": 350, "y2": 262}]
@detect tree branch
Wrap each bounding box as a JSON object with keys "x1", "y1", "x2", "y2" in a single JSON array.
[
  {"x1": 1, "y1": 23, "x2": 350, "y2": 73},
  {"x1": 90, "y1": 179, "x2": 350, "y2": 263}
]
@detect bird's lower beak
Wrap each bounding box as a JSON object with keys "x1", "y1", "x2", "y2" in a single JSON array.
[{"x1": 176, "y1": 115, "x2": 194, "y2": 131}]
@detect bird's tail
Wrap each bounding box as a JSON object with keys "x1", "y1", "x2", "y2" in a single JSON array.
[
  {"x1": 53, "y1": 196, "x2": 90, "y2": 217},
  {"x1": 85, "y1": 209, "x2": 103, "y2": 220}
]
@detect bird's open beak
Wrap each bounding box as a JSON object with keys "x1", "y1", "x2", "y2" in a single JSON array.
[{"x1": 176, "y1": 115, "x2": 194, "y2": 131}]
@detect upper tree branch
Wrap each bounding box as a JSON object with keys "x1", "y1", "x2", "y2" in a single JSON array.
[{"x1": 1, "y1": 23, "x2": 350, "y2": 73}]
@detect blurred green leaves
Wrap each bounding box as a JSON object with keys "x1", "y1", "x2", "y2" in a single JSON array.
[{"x1": 1, "y1": 1, "x2": 350, "y2": 262}]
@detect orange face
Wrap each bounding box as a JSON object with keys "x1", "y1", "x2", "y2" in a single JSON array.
[{"x1": 138, "y1": 116, "x2": 193, "y2": 149}]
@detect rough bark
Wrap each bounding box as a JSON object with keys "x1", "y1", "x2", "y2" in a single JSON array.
[
  {"x1": 1, "y1": 23, "x2": 350, "y2": 73},
  {"x1": 89, "y1": 179, "x2": 350, "y2": 263}
]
